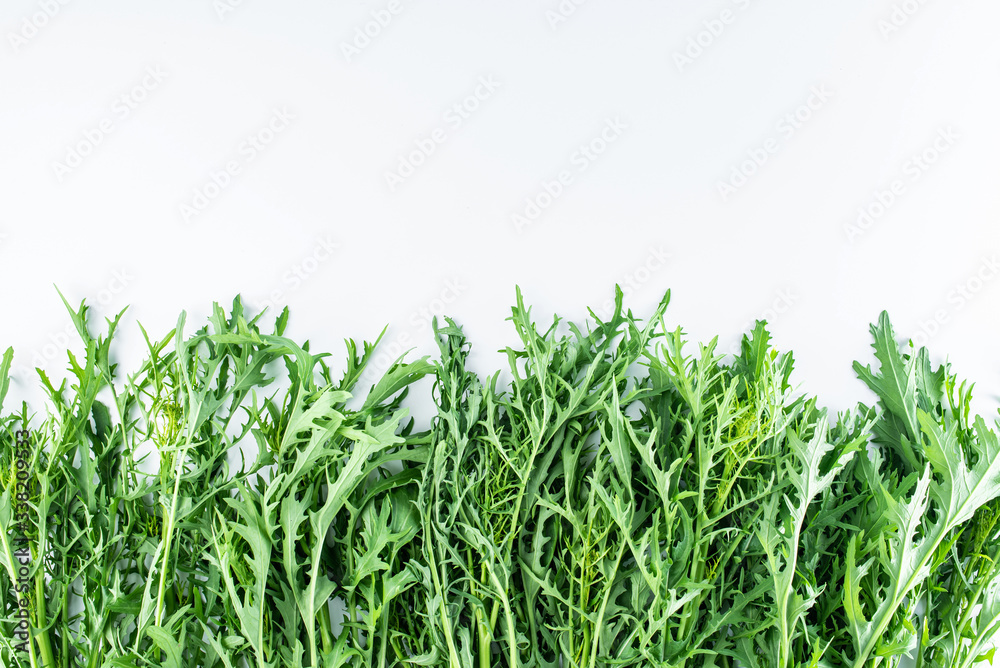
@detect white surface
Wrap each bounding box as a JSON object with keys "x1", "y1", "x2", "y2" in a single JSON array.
[
  {"x1": 2, "y1": 0, "x2": 999, "y2": 409},
  {"x1": 1, "y1": 1, "x2": 997, "y2": 415},
  {"x1": 0, "y1": 2, "x2": 998, "y2": 659}
]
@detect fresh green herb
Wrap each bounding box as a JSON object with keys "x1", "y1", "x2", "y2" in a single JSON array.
[{"x1": 2, "y1": 289, "x2": 1000, "y2": 667}]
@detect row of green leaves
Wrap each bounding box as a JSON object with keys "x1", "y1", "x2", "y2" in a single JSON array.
[{"x1": 2, "y1": 289, "x2": 1000, "y2": 667}]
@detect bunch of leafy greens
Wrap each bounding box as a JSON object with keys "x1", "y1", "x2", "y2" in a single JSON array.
[{"x1": 2, "y1": 288, "x2": 1000, "y2": 668}]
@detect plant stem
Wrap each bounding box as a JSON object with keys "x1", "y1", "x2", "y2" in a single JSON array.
[
  {"x1": 33, "y1": 552, "x2": 55, "y2": 668},
  {"x1": 319, "y1": 603, "x2": 333, "y2": 657},
  {"x1": 477, "y1": 563, "x2": 491, "y2": 668},
  {"x1": 155, "y1": 440, "x2": 189, "y2": 629}
]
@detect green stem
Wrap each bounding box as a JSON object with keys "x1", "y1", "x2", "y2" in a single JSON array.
[
  {"x1": 483, "y1": 565, "x2": 518, "y2": 668},
  {"x1": 426, "y1": 517, "x2": 462, "y2": 668},
  {"x1": 61, "y1": 560, "x2": 70, "y2": 668},
  {"x1": 678, "y1": 510, "x2": 707, "y2": 643},
  {"x1": 378, "y1": 595, "x2": 391, "y2": 668},
  {"x1": 679, "y1": 429, "x2": 710, "y2": 646},
  {"x1": 477, "y1": 563, "x2": 491, "y2": 668},
  {"x1": 319, "y1": 603, "x2": 333, "y2": 657},
  {"x1": 33, "y1": 555, "x2": 55, "y2": 668},
  {"x1": 154, "y1": 444, "x2": 187, "y2": 629}
]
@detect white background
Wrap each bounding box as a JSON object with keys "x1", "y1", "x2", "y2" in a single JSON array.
[
  {"x1": 2, "y1": 1, "x2": 999, "y2": 417},
  {"x1": 1, "y1": 0, "x2": 999, "y2": 663}
]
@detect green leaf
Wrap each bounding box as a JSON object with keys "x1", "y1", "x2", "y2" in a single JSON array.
[{"x1": 146, "y1": 626, "x2": 183, "y2": 668}]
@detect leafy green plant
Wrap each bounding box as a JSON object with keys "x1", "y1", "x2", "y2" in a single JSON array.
[{"x1": 2, "y1": 289, "x2": 1000, "y2": 667}]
